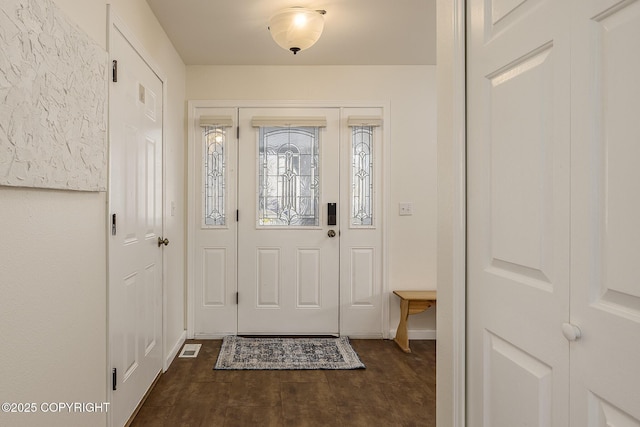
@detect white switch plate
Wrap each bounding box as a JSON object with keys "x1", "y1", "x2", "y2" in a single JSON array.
[{"x1": 399, "y1": 202, "x2": 413, "y2": 216}]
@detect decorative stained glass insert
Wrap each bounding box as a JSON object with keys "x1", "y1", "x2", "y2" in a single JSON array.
[
  {"x1": 204, "y1": 125, "x2": 226, "y2": 226},
  {"x1": 351, "y1": 126, "x2": 374, "y2": 226},
  {"x1": 258, "y1": 126, "x2": 320, "y2": 226}
]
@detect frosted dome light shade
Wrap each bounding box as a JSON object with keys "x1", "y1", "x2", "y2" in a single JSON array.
[{"x1": 269, "y1": 8, "x2": 325, "y2": 54}]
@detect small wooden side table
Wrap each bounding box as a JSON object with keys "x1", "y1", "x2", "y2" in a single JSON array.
[{"x1": 393, "y1": 290, "x2": 437, "y2": 353}]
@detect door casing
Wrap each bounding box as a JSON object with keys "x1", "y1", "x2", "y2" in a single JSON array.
[
  {"x1": 187, "y1": 100, "x2": 390, "y2": 339},
  {"x1": 435, "y1": 1, "x2": 467, "y2": 426}
]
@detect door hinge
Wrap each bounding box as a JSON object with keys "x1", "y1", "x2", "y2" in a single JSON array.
[
  {"x1": 236, "y1": 292, "x2": 239, "y2": 305},
  {"x1": 236, "y1": 126, "x2": 239, "y2": 139},
  {"x1": 111, "y1": 213, "x2": 117, "y2": 235},
  {"x1": 112, "y1": 368, "x2": 117, "y2": 391},
  {"x1": 236, "y1": 209, "x2": 239, "y2": 222},
  {"x1": 112, "y1": 60, "x2": 118, "y2": 82}
]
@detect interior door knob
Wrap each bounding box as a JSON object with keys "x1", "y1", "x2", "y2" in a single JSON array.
[
  {"x1": 562, "y1": 323, "x2": 581, "y2": 342},
  {"x1": 158, "y1": 237, "x2": 169, "y2": 247},
  {"x1": 327, "y1": 230, "x2": 336, "y2": 238}
]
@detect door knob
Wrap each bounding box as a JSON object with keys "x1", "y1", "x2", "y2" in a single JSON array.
[
  {"x1": 562, "y1": 323, "x2": 581, "y2": 342},
  {"x1": 327, "y1": 230, "x2": 336, "y2": 238},
  {"x1": 158, "y1": 237, "x2": 169, "y2": 247}
]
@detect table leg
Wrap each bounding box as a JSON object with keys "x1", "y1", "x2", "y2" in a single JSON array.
[{"x1": 394, "y1": 298, "x2": 411, "y2": 353}]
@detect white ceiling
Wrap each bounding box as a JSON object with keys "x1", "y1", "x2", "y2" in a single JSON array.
[{"x1": 145, "y1": 0, "x2": 437, "y2": 66}]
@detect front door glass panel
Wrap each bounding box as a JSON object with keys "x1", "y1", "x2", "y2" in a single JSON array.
[{"x1": 258, "y1": 126, "x2": 320, "y2": 226}]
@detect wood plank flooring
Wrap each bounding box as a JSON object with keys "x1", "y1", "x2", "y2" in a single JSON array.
[{"x1": 130, "y1": 339, "x2": 435, "y2": 427}]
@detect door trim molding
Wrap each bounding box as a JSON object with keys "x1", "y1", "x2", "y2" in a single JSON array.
[
  {"x1": 452, "y1": 0, "x2": 466, "y2": 422},
  {"x1": 436, "y1": 0, "x2": 466, "y2": 426},
  {"x1": 106, "y1": 8, "x2": 168, "y2": 427},
  {"x1": 187, "y1": 100, "x2": 391, "y2": 339}
]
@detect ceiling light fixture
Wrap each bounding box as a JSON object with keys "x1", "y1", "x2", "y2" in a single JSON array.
[{"x1": 268, "y1": 7, "x2": 326, "y2": 55}]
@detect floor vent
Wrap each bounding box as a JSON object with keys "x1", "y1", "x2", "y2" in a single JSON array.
[{"x1": 178, "y1": 343, "x2": 202, "y2": 358}]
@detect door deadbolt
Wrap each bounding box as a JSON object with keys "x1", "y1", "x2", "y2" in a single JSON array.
[{"x1": 328, "y1": 203, "x2": 337, "y2": 226}]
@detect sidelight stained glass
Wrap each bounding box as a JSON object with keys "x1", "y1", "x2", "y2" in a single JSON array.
[
  {"x1": 203, "y1": 125, "x2": 226, "y2": 226},
  {"x1": 258, "y1": 126, "x2": 320, "y2": 226},
  {"x1": 351, "y1": 126, "x2": 374, "y2": 226}
]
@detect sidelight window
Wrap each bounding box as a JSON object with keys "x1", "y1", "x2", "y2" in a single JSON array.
[
  {"x1": 201, "y1": 116, "x2": 233, "y2": 227},
  {"x1": 351, "y1": 125, "x2": 374, "y2": 226},
  {"x1": 348, "y1": 116, "x2": 381, "y2": 227}
]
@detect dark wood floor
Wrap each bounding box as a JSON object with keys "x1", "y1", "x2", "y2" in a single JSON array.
[{"x1": 130, "y1": 339, "x2": 436, "y2": 427}]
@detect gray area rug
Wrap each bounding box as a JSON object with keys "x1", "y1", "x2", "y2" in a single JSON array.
[{"x1": 214, "y1": 336, "x2": 366, "y2": 370}]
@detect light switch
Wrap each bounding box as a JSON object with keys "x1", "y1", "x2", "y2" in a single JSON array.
[{"x1": 399, "y1": 202, "x2": 413, "y2": 216}]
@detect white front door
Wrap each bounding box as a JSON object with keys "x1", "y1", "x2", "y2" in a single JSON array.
[
  {"x1": 467, "y1": 0, "x2": 571, "y2": 425},
  {"x1": 108, "y1": 20, "x2": 163, "y2": 427},
  {"x1": 570, "y1": 0, "x2": 640, "y2": 424},
  {"x1": 237, "y1": 108, "x2": 340, "y2": 335}
]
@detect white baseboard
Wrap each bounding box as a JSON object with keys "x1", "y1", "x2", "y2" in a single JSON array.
[
  {"x1": 165, "y1": 330, "x2": 187, "y2": 371},
  {"x1": 341, "y1": 332, "x2": 384, "y2": 339},
  {"x1": 191, "y1": 331, "x2": 435, "y2": 340},
  {"x1": 389, "y1": 328, "x2": 437, "y2": 340}
]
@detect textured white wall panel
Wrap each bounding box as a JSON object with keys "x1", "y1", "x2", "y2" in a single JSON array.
[{"x1": 0, "y1": 0, "x2": 107, "y2": 191}]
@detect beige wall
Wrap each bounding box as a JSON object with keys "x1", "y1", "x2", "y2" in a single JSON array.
[
  {"x1": 0, "y1": 1, "x2": 186, "y2": 426},
  {"x1": 0, "y1": 188, "x2": 107, "y2": 427},
  {"x1": 187, "y1": 65, "x2": 437, "y2": 333}
]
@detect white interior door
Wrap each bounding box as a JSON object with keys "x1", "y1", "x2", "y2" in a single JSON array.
[
  {"x1": 108, "y1": 20, "x2": 163, "y2": 427},
  {"x1": 237, "y1": 108, "x2": 340, "y2": 335},
  {"x1": 570, "y1": 0, "x2": 640, "y2": 424},
  {"x1": 467, "y1": 0, "x2": 571, "y2": 425}
]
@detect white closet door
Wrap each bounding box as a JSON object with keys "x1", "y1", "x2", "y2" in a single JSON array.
[
  {"x1": 570, "y1": 0, "x2": 640, "y2": 424},
  {"x1": 466, "y1": 0, "x2": 571, "y2": 425}
]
